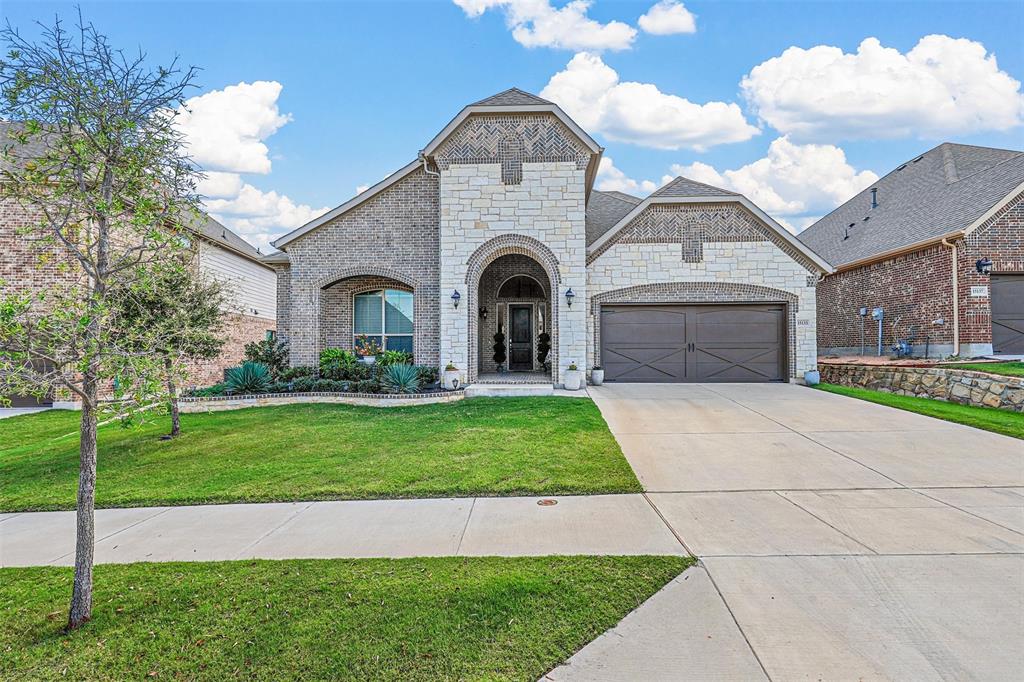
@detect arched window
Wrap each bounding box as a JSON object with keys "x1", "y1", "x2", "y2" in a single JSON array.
[
  {"x1": 498, "y1": 275, "x2": 545, "y2": 299},
  {"x1": 354, "y1": 289, "x2": 413, "y2": 353}
]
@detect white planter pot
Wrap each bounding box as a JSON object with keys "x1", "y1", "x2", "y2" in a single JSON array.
[
  {"x1": 804, "y1": 369, "x2": 820, "y2": 386},
  {"x1": 442, "y1": 370, "x2": 461, "y2": 391},
  {"x1": 563, "y1": 369, "x2": 582, "y2": 391},
  {"x1": 359, "y1": 355, "x2": 376, "y2": 366},
  {"x1": 590, "y1": 369, "x2": 604, "y2": 386}
]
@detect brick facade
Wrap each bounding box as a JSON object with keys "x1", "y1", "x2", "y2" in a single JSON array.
[
  {"x1": 320, "y1": 275, "x2": 413, "y2": 351},
  {"x1": 278, "y1": 167, "x2": 440, "y2": 367},
  {"x1": 816, "y1": 192, "x2": 1023, "y2": 357},
  {"x1": 184, "y1": 311, "x2": 274, "y2": 388}
]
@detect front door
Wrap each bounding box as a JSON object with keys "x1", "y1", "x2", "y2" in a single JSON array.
[{"x1": 508, "y1": 305, "x2": 533, "y2": 370}]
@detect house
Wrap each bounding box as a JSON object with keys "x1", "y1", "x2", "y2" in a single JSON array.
[
  {"x1": 267, "y1": 89, "x2": 830, "y2": 387},
  {"x1": 799, "y1": 143, "x2": 1024, "y2": 358},
  {"x1": 1, "y1": 122, "x2": 277, "y2": 404}
]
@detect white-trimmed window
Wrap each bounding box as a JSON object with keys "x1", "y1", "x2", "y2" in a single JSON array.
[{"x1": 354, "y1": 289, "x2": 413, "y2": 354}]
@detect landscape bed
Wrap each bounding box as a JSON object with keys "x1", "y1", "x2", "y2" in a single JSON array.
[
  {"x1": 0, "y1": 555, "x2": 692, "y2": 681},
  {"x1": 0, "y1": 397, "x2": 642, "y2": 512}
]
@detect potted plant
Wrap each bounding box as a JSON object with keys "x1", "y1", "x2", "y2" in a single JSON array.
[
  {"x1": 442, "y1": 362, "x2": 461, "y2": 390},
  {"x1": 355, "y1": 335, "x2": 382, "y2": 365},
  {"x1": 537, "y1": 332, "x2": 551, "y2": 372},
  {"x1": 563, "y1": 362, "x2": 582, "y2": 391},
  {"x1": 591, "y1": 365, "x2": 604, "y2": 386},
  {"x1": 493, "y1": 324, "x2": 506, "y2": 373}
]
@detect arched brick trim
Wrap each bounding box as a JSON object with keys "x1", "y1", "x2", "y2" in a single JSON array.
[
  {"x1": 314, "y1": 265, "x2": 419, "y2": 291},
  {"x1": 465, "y1": 234, "x2": 561, "y2": 383},
  {"x1": 313, "y1": 268, "x2": 425, "y2": 364},
  {"x1": 590, "y1": 281, "x2": 801, "y2": 379}
]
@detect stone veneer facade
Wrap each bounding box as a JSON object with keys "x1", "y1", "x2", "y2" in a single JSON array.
[
  {"x1": 586, "y1": 204, "x2": 819, "y2": 379},
  {"x1": 816, "y1": 191, "x2": 1023, "y2": 357}
]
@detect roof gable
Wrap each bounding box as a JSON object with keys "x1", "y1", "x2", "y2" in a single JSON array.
[
  {"x1": 651, "y1": 176, "x2": 739, "y2": 199},
  {"x1": 799, "y1": 143, "x2": 1024, "y2": 268},
  {"x1": 471, "y1": 88, "x2": 553, "y2": 107}
]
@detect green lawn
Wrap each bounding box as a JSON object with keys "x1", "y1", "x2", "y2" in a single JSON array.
[
  {"x1": 0, "y1": 398, "x2": 641, "y2": 512},
  {"x1": 941, "y1": 361, "x2": 1024, "y2": 378},
  {"x1": 816, "y1": 383, "x2": 1024, "y2": 439},
  {"x1": 0, "y1": 555, "x2": 692, "y2": 681}
]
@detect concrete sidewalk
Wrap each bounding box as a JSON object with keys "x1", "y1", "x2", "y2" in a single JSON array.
[{"x1": 0, "y1": 494, "x2": 687, "y2": 567}]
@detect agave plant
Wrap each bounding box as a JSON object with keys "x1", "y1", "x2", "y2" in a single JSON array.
[
  {"x1": 224, "y1": 361, "x2": 272, "y2": 395},
  {"x1": 381, "y1": 363, "x2": 421, "y2": 394}
]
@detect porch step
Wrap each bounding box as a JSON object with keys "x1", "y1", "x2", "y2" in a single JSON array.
[{"x1": 465, "y1": 383, "x2": 555, "y2": 398}]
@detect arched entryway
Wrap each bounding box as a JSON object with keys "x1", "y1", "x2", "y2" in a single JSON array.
[{"x1": 465, "y1": 235, "x2": 561, "y2": 384}]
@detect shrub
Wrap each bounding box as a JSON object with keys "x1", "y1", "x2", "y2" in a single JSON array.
[
  {"x1": 225, "y1": 361, "x2": 272, "y2": 394},
  {"x1": 382, "y1": 364, "x2": 421, "y2": 394},
  {"x1": 320, "y1": 347, "x2": 358, "y2": 370},
  {"x1": 266, "y1": 381, "x2": 291, "y2": 394},
  {"x1": 291, "y1": 375, "x2": 317, "y2": 393},
  {"x1": 493, "y1": 326, "x2": 506, "y2": 365},
  {"x1": 322, "y1": 360, "x2": 371, "y2": 382},
  {"x1": 415, "y1": 365, "x2": 439, "y2": 386},
  {"x1": 244, "y1": 338, "x2": 289, "y2": 378},
  {"x1": 185, "y1": 382, "x2": 228, "y2": 397},
  {"x1": 537, "y1": 332, "x2": 551, "y2": 366},
  {"x1": 280, "y1": 366, "x2": 316, "y2": 381},
  {"x1": 378, "y1": 349, "x2": 413, "y2": 367},
  {"x1": 313, "y1": 378, "x2": 349, "y2": 392},
  {"x1": 352, "y1": 379, "x2": 381, "y2": 394}
]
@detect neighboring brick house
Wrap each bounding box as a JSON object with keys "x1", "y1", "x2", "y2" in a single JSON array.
[
  {"x1": 268, "y1": 89, "x2": 831, "y2": 386},
  {"x1": 800, "y1": 143, "x2": 1024, "y2": 358},
  {"x1": 1, "y1": 124, "x2": 276, "y2": 405}
]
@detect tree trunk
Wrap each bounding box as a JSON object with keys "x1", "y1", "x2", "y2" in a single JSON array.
[
  {"x1": 165, "y1": 356, "x2": 180, "y2": 437},
  {"x1": 68, "y1": 374, "x2": 98, "y2": 629}
]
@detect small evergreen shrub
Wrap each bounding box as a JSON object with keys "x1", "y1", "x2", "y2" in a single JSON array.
[
  {"x1": 415, "y1": 365, "x2": 439, "y2": 386},
  {"x1": 244, "y1": 338, "x2": 289, "y2": 378},
  {"x1": 279, "y1": 366, "x2": 316, "y2": 381}
]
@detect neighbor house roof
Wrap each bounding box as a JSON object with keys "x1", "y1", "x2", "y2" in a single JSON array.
[
  {"x1": 1, "y1": 121, "x2": 269, "y2": 267},
  {"x1": 588, "y1": 176, "x2": 834, "y2": 273},
  {"x1": 799, "y1": 143, "x2": 1024, "y2": 269},
  {"x1": 585, "y1": 189, "x2": 641, "y2": 246}
]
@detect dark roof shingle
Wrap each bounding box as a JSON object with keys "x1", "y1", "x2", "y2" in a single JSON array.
[
  {"x1": 799, "y1": 143, "x2": 1024, "y2": 267},
  {"x1": 585, "y1": 190, "x2": 641, "y2": 246},
  {"x1": 471, "y1": 88, "x2": 553, "y2": 107},
  {"x1": 651, "y1": 176, "x2": 739, "y2": 198}
]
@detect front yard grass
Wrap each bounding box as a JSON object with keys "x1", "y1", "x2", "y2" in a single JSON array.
[
  {"x1": 941, "y1": 361, "x2": 1024, "y2": 378},
  {"x1": 0, "y1": 397, "x2": 641, "y2": 512},
  {"x1": 0, "y1": 555, "x2": 692, "y2": 681},
  {"x1": 815, "y1": 383, "x2": 1024, "y2": 439}
]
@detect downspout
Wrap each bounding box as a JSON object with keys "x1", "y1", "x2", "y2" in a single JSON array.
[
  {"x1": 419, "y1": 153, "x2": 439, "y2": 177},
  {"x1": 941, "y1": 237, "x2": 960, "y2": 357}
]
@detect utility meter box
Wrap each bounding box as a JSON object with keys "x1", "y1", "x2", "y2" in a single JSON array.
[{"x1": 871, "y1": 307, "x2": 884, "y2": 321}]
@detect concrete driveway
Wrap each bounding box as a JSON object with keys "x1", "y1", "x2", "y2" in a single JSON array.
[{"x1": 579, "y1": 382, "x2": 1024, "y2": 681}]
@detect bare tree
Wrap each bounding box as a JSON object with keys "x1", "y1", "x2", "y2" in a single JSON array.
[{"x1": 0, "y1": 13, "x2": 200, "y2": 628}]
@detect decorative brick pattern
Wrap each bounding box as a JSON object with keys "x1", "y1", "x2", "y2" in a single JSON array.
[
  {"x1": 280, "y1": 168, "x2": 440, "y2": 367},
  {"x1": 434, "y1": 114, "x2": 591, "y2": 184},
  {"x1": 820, "y1": 363, "x2": 1024, "y2": 412},
  {"x1": 588, "y1": 239, "x2": 818, "y2": 378},
  {"x1": 589, "y1": 202, "x2": 820, "y2": 273},
  {"x1": 476, "y1": 254, "x2": 552, "y2": 373},
  {"x1": 815, "y1": 192, "x2": 1022, "y2": 356},
  {"x1": 589, "y1": 281, "x2": 802, "y2": 379}
]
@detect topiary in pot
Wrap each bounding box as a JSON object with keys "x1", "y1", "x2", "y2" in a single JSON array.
[
  {"x1": 493, "y1": 324, "x2": 507, "y2": 371},
  {"x1": 537, "y1": 332, "x2": 551, "y2": 369}
]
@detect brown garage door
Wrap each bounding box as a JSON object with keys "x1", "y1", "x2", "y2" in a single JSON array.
[
  {"x1": 601, "y1": 304, "x2": 786, "y2": 382},
  {"x1": 992, "y1": 274, "x2": 1024, "y2": 354}
]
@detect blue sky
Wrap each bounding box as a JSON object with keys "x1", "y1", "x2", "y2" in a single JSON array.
[{"x1": 3, "y1": 0, "x2": 1023, "y2": 249}]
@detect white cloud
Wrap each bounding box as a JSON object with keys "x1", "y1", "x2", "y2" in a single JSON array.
[
  {"x1": 177, "y1": 81, "x2": 326, "y2": 250},
  {"x1": 452, "y1": 0, "x2": 636, "y2": 51},
  {"x1": 355, "y1": 184, "x2": 370, "y2": 195},
  {"x1": 638, "y1": 0, "x2": 696, "y2": 35},
  {"x1": 542, "y1": 52, "x2": 758, "y2": 150},
  {"x1": 205, "y1": 184, "x2": 327, "y2": 251},
  {"x1": 596, "y1": 157, "x2": 657, "y2": 194},
  {"x1": 741, "y1": 35, "x2": 1024, "y2": 141},
  {"x1": 669, "y1": 136, "x2": 877, "y2": 222},
  {"x1": 177, "y1": 81, "x2": 291, "y2": 173}
]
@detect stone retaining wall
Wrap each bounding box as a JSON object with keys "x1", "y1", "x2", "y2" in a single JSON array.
[
  {"x1": 819, "y1": 364, "x2": 1024, "y2": 412},
  {"x1": 179, "y1": 390, "x2": 465, "y2": 413}
]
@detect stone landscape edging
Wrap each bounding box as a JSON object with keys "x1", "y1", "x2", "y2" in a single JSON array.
[
  {"x1": 819, "y1": 363, "x2": 1024, "y2": 412},
  {"x1": 179, "y1": 390, "x2": 465, "y2": 412}
]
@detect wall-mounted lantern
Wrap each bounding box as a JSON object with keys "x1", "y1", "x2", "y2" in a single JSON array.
[
  {"x1": 479, "y1": 307, "x2": 488, "y2": 320},
  {"x1": 565, "y1": 288, "x2": 576, "y2": 307},
  {"x1": 451, "y1": 290, "x2": 461, "y2": 308},
  {"x1": 976, "y1": 257, "x2": 993, "y2": 275}
]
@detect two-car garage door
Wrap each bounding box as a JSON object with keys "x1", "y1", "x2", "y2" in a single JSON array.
[{"x1": 600, "y1": 304, "x2": 787, "y2": 383}]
